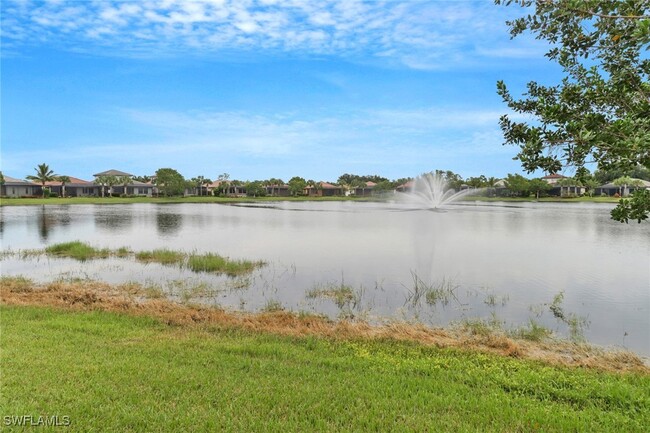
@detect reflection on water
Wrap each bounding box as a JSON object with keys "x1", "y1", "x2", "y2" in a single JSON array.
[
  {"x1": 1, "y1": 201, "x2": 649, "y2": 356},
  {"x1": 95, "y1": 207, "x2": 133, "y2": 232},
  {"x1": 37, "y1": 206, "x2": 54, "y2": 242},
  {"x1": 156, "y1": 208, "x2": 183, "y2": 237}
]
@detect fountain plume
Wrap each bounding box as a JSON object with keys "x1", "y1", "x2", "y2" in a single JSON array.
[{"x1": 403, "y1": 173, "x2": 477, "y2": 209}]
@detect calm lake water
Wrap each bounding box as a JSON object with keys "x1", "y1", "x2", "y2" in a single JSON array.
[{"x1": 1, "y1": 201, "x2": 649, "y2": 355}]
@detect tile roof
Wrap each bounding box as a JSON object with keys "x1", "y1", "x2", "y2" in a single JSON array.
[
  {"x1": 3, "y1": 176, "x2": 37, "y2": 185},
  {"x1": 93, "y1": 169, "x2": 133, "y2": 177},
  {"x1": 44, "y1": 176, "x2": 92, "y2": 186}
]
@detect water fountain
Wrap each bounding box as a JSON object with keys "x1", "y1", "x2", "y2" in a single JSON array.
[{"x1": 401, "y1": 172, "x2": 478, "y2": 210}]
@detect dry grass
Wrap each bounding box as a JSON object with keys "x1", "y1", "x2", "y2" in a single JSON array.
[{"x1": 1, "y1": 276, "x2": 647, "y2": 374}]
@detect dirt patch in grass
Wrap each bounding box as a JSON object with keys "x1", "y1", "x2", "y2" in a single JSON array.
[{"x1": 1, "y1": 277, "x2": 647, "y2": 374}]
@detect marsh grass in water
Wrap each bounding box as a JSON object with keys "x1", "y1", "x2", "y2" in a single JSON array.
[
  {"x1": 509, "y1": 319, "x2": 553, "y2": 342},
  {"x1": 187, "y1": 253, "x2": 265, "y2": 276},
  {"x1": 424, "y1": 276, "x2": 461, "y2": 307},
  {"x1": 261, "y1": 299, "x2": 285, "y2": 312},
  {"x1": 135, "y1": 249, "x2": 186, "y2": 265},
  {"x1": 307, "y1": 283, "x2": 359, "y2": 309},
  {"x1": 458, "y1": 314, "x2": 505, "y2": 337},
  {"x1": 549, "y1": 292, "x2": 590, "y2": 342},
  {"x1": 307, "y1": 281, "x2": 365, "y2": 320},
  {"x1": 7, "y1": 243, "x2": 265, "y2": 278},
  {"x1": 45, "y1": 241, "x2": 110, "y2": 261},
  {"x1": 484, "y1": 291, "x2": 509, "y2": 307}
]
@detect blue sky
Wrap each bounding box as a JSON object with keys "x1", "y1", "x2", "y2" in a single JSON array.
[{"x1": 1, "y1": 0, "x2": 560, "y2": 182}]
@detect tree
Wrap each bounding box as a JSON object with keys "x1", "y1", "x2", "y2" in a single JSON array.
[
  {"x1": 466, "y1": 175, "x2": 488, "y2": 188},
  {"x1": 230, "y1": 180, "x2": 243, "y2": 196},
  {"x1": 529, "y1": 178, "x2": 552, "y2": 199},
  {"x1": 94, "y1": 175, "x2": 113, "y2": 198},
  {"x1": 0, "y1": 171, "x2": 5, "y2": 186},
  {"x1": 288, "y1": 176, "x2": 307, "y2": 196},
  {"x1": 245, "y1": 181, "x2": 266, "y2": 197},
  {"x1": 103, "y1": 176, "x2": 119, "y2": 197},
  {"x1": 496, "y1": 0, "x2": 650, "y2": 222},
  {"x1": 132, "y1": 175, "x2": 151, "y2": 183},
  {"x1": 202, "y1": 177, "x2": 213, "y2": 196},
  {"x1": 613, "y1": 176, "x2": 644, "y2": 196},
  {"x1": 26, "y1": 163, "x2": 57, "y2": 198},
  {"x1": 505, "y1": 173, "x2": 531, "y2": 197},
  {"x1": 116, "y1": 175, "x2": 132, "y2": 197},
  {"x1": 57, "y1": 175, "x2": 71, "y2": 198},
  {"x1": 373, "y1": 180, "x2": 396, "y2": 194},
  {"x1": 155, "y1": 168, "x2": 186, "y2": 197},
  {"x1": 266, "y1": 178, "x2": 284, "y2": 196},
  {"x1": 583, "y1": 177, "x2": 600, "y2": 197},
  {"x1": 216, "y1": 173, "x2": 230, "y2": 196},
  {"x1": 190, "y1": 176, "x2": 206, "y2": 196},
  {"x1": 433, "y1": 170, "x2": 463, "y2": 190}
]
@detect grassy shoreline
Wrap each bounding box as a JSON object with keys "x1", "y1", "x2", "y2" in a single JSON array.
[
  {"x1": 0, "y1": 195, "x2": 621, "y2": 206},
  {"x1": 2, "y1": 278, "x2": 648, "y2": 431},
  {"x1": 0, "y1": 195, "x2": 376, "y2": 206}
]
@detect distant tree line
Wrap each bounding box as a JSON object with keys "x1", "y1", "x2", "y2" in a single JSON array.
[{"x1": 8, "y1": 164, "x2": 650, "y2": 222}]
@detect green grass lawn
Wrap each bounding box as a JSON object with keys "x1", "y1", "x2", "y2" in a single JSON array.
[{"x1": 1, "y1": 305, "x2": 648, "y2": 432}]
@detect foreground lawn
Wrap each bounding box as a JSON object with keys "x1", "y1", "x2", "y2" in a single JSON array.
[{"x1": 1, "y1": 305, "x2": 648, "y2": 432}]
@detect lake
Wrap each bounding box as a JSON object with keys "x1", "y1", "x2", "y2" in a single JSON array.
[{"x1": 1, "y1": 201, "x2": 648, "y2": 355}]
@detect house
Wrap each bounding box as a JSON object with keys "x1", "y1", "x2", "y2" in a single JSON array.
[
  {"x1": 119, "y1": 180, "x2": 155, "y2": 197},
  {"x1": 208, "y1": 181, "x2": 246, "y2": 197},
  {"x1": 558, "y1": 184, "x2": 586, "y2": 197},
  {"x1": 595, "y1": 179, "x2": 650, "y2": 197},
  {"x1": 304, "y1": 182, "x2": 343, "y2": 197},
  {"x1": 265, "y1": 184, "x2": 290, "y2": 197},
  {"x1": 395, "y1": 180, "x2": 414, "y2": 193},
  {"x1": 352, "y1": 181, "x2": 376, "y2": 196},
  {"x1": 1, "y1": 176, "x2": 40, "y2": 197},
  {"x1": 541, "y1": 173, "x2": 567, "y2": 185},
  {"x1": 93, "y1": 169, "x2": 134, "y2": 178},
  {"x1": 43, "y1": 176, "x2": 94, "y2": 197},
  {"x1": 92, "y1": 169, "x2": 154, "y2": 196}
]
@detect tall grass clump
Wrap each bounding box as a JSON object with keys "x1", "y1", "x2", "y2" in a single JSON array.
[
  {"x1": 44, "y1": 241, "x2": 110, "y2": 261},
  {"x1": 549, "y1": 292, "x2": 590, "y2": 342},
  {"x1": 307, "y1": 283, "x2": 359, "y2": 309},
  {"x1": 187, "y1": 253, "x2": 264, "y2": 276},
  {"x1": 135, "y1": 249, "x2": 185, "y2": 265},
  {"x1": 0, "y1": 275, "x2": 33, "y2": 293},
  {"x1": 510, "y1": 319, "x2": 553, "y2": 342},
  {"x1": 424, "y1": 276, "x2": 460, "y2": 307}
]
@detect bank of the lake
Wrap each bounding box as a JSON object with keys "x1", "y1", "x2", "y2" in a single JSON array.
[
  {"x1": 0, "y1": 195, "x2": 376, "y2": 206},
  {"x1": 2, "y1": 296, "x2": 648, "y2": 432},
  {"x1": 0, "y1": 195, "x2": 621, "y2": 206}
]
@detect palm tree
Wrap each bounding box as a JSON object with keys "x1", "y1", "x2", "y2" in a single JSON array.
[
  {"x1": 57, "y1": 175, "x2": 71, "y2": 198},
  {"x1": 26, "y1": 163, "x2": 57, "y2": 198},
  {"x1": 266, "y1": 178, "x2": 283, "y2": 196},
  {"x1": 231, "y1": 179, "x2": 242, "y2": 196},
  {"x1": 116, "y1": 175, "x2": 132, "y2": 196},
  {"x1": 201, "y1": 177, "x2": 212, "y2": 196},
  {"x1": 95, "y1": 175, "x2": 118, "y2": 197},
  {"x1": 217, "y1": 173, "x2": 230, "y2": 196}
]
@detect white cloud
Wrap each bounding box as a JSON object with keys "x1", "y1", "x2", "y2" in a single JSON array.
[{"x1": 1, "y1": 0, "x2": 545, "y2": 68}]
